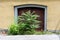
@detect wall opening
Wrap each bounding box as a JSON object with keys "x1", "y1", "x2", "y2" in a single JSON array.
[{"x1": 14, "y1": 4, "x2": 47, "y2": 31}]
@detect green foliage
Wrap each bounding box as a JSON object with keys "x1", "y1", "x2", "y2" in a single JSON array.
[
  {"x1": 17, "y1": 11, "x2": 40, "y2": 35},
  {"x1": 34, "y1": 31, "x2": 54, "y2": 35},
  {"x1": 8, "y1": 24, "x2": 19, "y2": 35},
  {"x1": 8, "y1": 10, "x2": 40, "y2": 35}
]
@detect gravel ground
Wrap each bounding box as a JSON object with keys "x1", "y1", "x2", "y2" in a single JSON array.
[{"x1": 0, "y1": 34, "x2": 60, "y2": 40}]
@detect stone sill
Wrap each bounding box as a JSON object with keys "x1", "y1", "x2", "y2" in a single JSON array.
[{"x1": 0, "y1": 34, "x2": 60, "y2": 40}]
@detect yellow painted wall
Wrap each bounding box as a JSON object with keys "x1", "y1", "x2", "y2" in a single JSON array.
[{"x1": 0, "y1": 0, "x2": 60, "y2": 31}]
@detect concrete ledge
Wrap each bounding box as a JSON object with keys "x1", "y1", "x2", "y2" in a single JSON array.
[{"x1": 0, "y1": 34, "x2": 60, "y2": 40}]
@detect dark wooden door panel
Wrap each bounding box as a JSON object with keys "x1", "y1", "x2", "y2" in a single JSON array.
[{"x1": 18, "y1": 7, "x2": 45, "y2": 31}]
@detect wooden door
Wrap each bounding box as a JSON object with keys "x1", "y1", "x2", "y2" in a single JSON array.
[{"x1": 18, "y1": 7, "x2": 45, "y2": 31}]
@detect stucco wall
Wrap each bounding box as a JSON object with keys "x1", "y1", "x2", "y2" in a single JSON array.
[{"x1": 0, "y1": 0, "x2": 60, "y2": 31}]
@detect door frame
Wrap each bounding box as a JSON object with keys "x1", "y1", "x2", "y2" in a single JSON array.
[{"x1": 14, "y1": 4, "x2": 47, "y2": 31}]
